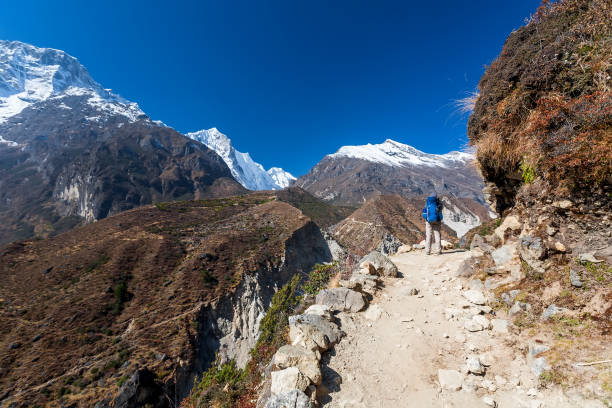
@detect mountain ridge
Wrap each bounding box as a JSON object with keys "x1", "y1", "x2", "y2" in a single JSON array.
[{"x1": 186, "y1": 127, "x2": 295, "y2": 190}]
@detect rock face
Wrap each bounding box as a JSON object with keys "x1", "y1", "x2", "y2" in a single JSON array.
[
  {"x1": 271, "y1": 367, "x2": 310, "y2": 395},
  {"x1": 316, "y1": 288, "x2": 366, "y2": 313}
]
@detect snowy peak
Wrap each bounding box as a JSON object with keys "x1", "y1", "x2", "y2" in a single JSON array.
[
  {"x1": 0, "y1": 40, "x2": 145, "y2": 123},
  {"x1": 186, "y1": 128, "x2": 295, "y2": 191},
  {"x1": 267, "y1": 167, "x2": 297, "y2": 189},
  {"x1": 330, "y1": 139, "x2": 473, "y2": 168}
]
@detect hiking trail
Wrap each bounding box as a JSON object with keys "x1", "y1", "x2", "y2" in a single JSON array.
[{"x1": 318, "y1": 250, "x2": 603, "y2": 408}]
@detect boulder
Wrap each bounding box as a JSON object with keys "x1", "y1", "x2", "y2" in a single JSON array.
[
  {"x1": 364, "y1": 304, "x2": 383, "y2": 321},
  {"x1": 508, "y1": 301, "x2": 531, "y2": 316},
  {"x1": 455, "y1": 257, "x2": 480, "y2": 278},
  {"x1": 265, "y1": 389, "x2": 314, "y2": 408},
  {"x1": 316, "y1": 288, "x2": 366, "y2": 313},
  {"x1": 466, "y1": 356, "x2": 485, "y2": 375},
  {"x1": 519, "y1": 235, "x2": 546, "y2": 272},
  {"x1": 578, "y1": 252, "x2": 603, "y2": 264},
  {"x1": 494, "y1": 215, "x2": 521, "y2": 242},
  {"x1": 271, "y1": 367, "x2": 310, "y2": 395},
  {"x1": 472, "y1": 315, "x2": 490, "y2": 329},
  {"x1": 491, "y1": 244, "x2": 517, "y2": 269},
  {"x1": 470, "y1": 234, "x2": 494, "y2": 253},
  {"x1": 438, "y1": 369, "x2": 464, "y2": 391},
  {"x1": 273, "y1": 345, "x2": 321, "y2": 384},
  {"x1": 358, "y1": 262, "x2": 378, "y2": 276},
  {"x1": 359, "y1": 251, "x2": 399, "y2": 277},
  {"x1": 463, "y1": 290, "x2": 486, "y2": 305},
  {"x1": 288, "y1": 313, "x2": 344, "y2": 352},
  {"x1": 303, "y1": 304, "x2": 332, "y2": 319},
  {"x1": 540, "y1": 304, "x2": 566, "y2": 321},
  {"x1": 441, "y1": 240, "x2": 454, "y2": 250},
  {"x1": 501, "y1": 290, "x2": 520, "y2": 307}
]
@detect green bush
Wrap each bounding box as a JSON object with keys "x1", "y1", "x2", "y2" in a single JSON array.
[{"x1": 302, "y1": 262, "x2": 338, "y2": 295}]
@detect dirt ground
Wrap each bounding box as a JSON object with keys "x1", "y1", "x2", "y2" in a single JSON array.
[{"x1": 319, "y1": 250, "x2": 607, "y2": 408}]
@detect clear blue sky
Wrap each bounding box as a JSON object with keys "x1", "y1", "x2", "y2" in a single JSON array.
[{"x1": 1, "y1": 0, "x2": 540, "y2": 176}]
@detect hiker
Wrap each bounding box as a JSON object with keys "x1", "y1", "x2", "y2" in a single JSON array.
[{"x1": 422, "y1": 193, "x2": 443, "y2": 255}]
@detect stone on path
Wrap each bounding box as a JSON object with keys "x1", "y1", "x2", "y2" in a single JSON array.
[
  {"x1": 304, "y1": 304, "x2": 332, "y2": 319},
  {"x1": 463, "y1": 289, "x2": 486, "y2": 305},
  {"x1": 466, "y1": 356, "x2": 485, "y2": 375},
  {"x1": 289, "y1": 313, "x2": 344, "y2": 352},
  {"x1": 540, "y1": 304, "x2": 566, "y2": 321},
  {"x1": 464, "y1": 315, "x2": 490, "y2": 332},
  {"x1": 270, "y1": 367, "x2": 310, "y2": 395},
  {"x1": 438, "y1": 369, "x2": 464, "y2": 391},
  {"x1": 316, "y1": 288, "x2": 366, "y2": 313},
  {"x1": 509, "y1": 301, "x2": 531, "y2": 316},
  {"x1": 265, "y1": 389, "x2": 314, "y2": 408},
  {"x1": 364, "y1": 304, "x2": 383, "y2": 321},
  {"x1": 396, "y1": 244, "x2": 412, "y2": 254},
  {"x1": 359, "y1": 251, "x2": 399, "y2": 277},
  {"x1": 491, "y1": 319, "x2": 508, "y2": 333},
  {"x1": 273, "y1": 345, "x2": 322, "y2": 384},
  {"x1": 482, "y1": 396, "x2": 497, "y2": 407},
  {"x1": 570, "y1": 269, "x2": 582, "y2": 288}
]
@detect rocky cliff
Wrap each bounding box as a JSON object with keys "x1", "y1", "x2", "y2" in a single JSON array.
[{"x1": 0, "y1": 193, "x2": 332, "y2": 407}]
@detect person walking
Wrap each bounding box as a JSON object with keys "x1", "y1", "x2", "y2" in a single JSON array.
[{"x1": 422, "y1": 193, "x2": 443, "y2": 255}]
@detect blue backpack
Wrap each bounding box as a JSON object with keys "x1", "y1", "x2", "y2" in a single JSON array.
[{"x1": 422, "y1": 196, "x2": 442, "y2": 223}]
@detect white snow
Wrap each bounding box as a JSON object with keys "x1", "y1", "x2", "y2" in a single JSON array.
[
  {"x1": 267, "y1": 167, "x2": 296, "y2": 189},
  {"x1": 330, "y1": 139, "x2": 473, "y2": 168},
  {"x1": 0, "y1": 135, "x2": 19, "y2": 147},
  {"x1": 0, "y1": 40, "x2": 145, "y2": 123},
  {"x1": 186, "y1": 128, "x2": 295, "y2": 191}
]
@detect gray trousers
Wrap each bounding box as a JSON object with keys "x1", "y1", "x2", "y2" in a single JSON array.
[{"x1": 425, "y1": 221, "x2": 441, "y2": 254}]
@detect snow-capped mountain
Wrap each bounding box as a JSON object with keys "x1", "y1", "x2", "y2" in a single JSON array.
[
  {"x1": 330, "y1": 139, "x2": 473, "y2": 168},
  {"x1": 0, "y1": 40, "x2": 145, "y2": 127},
  {"x1": 295, "y1": 138, "x2": 484, "y2": 206},
  {"x1": 0, "y1": 40, "x2": 245, "y2": 244},
  {"x1": 186, "y1": 128, "x2": 295, "y2": 190}
]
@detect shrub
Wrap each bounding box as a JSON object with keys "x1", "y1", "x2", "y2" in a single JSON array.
[
  {"x1": 200, "y1": 270, "x2": 218, "y2": 288},
  {"x1": 302, "y1": 262, "x2": 338, "y2": 295}
]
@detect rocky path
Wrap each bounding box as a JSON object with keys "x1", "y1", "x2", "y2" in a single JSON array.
[{"x1": 319, "y1": 250, "x2": 603, "y2": 408}]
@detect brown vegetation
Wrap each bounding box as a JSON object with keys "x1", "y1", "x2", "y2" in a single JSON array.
[{"x1": 468, "y1": 0, "x2": 612, "y2": 211}]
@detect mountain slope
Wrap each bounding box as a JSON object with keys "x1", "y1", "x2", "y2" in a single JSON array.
[
  {"x1": 295, "y1": 139, "x2": 485, "y2": 206},
  {"x1": 186, "y1": 128, "x2": 295, "y2": 190},
  {"x1": 0, "y1": 41, "x2": 245, "y2": 244},
  {"x1": 0, "y1": 193, "x2": 332, "y2": 407}
]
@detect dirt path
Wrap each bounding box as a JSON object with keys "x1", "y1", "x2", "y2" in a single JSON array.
[{"x1": 319, "y1": 250, "x2": 604, "y2": 408}]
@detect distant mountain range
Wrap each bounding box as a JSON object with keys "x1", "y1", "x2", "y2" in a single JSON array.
[
  {"x1": 186, "y1": 128, "x2": 295, "y2": 190},
  {"x1": 295, "y1": 139, "x2": 485, "y2": 206}
]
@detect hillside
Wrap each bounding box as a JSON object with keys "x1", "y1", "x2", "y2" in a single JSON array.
[
  {"x1": 330, "y1": 195, "x2": 459, "y2": 257},
  {"x1": 0, "y1": 193, "x2": 333, "y2": 407},
  {"x1": 463, "y1": 0, "x2": 611, "y2": 400},
  {"x1": 467, "y1": 0, "x2": 611, "y2": 213}
]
